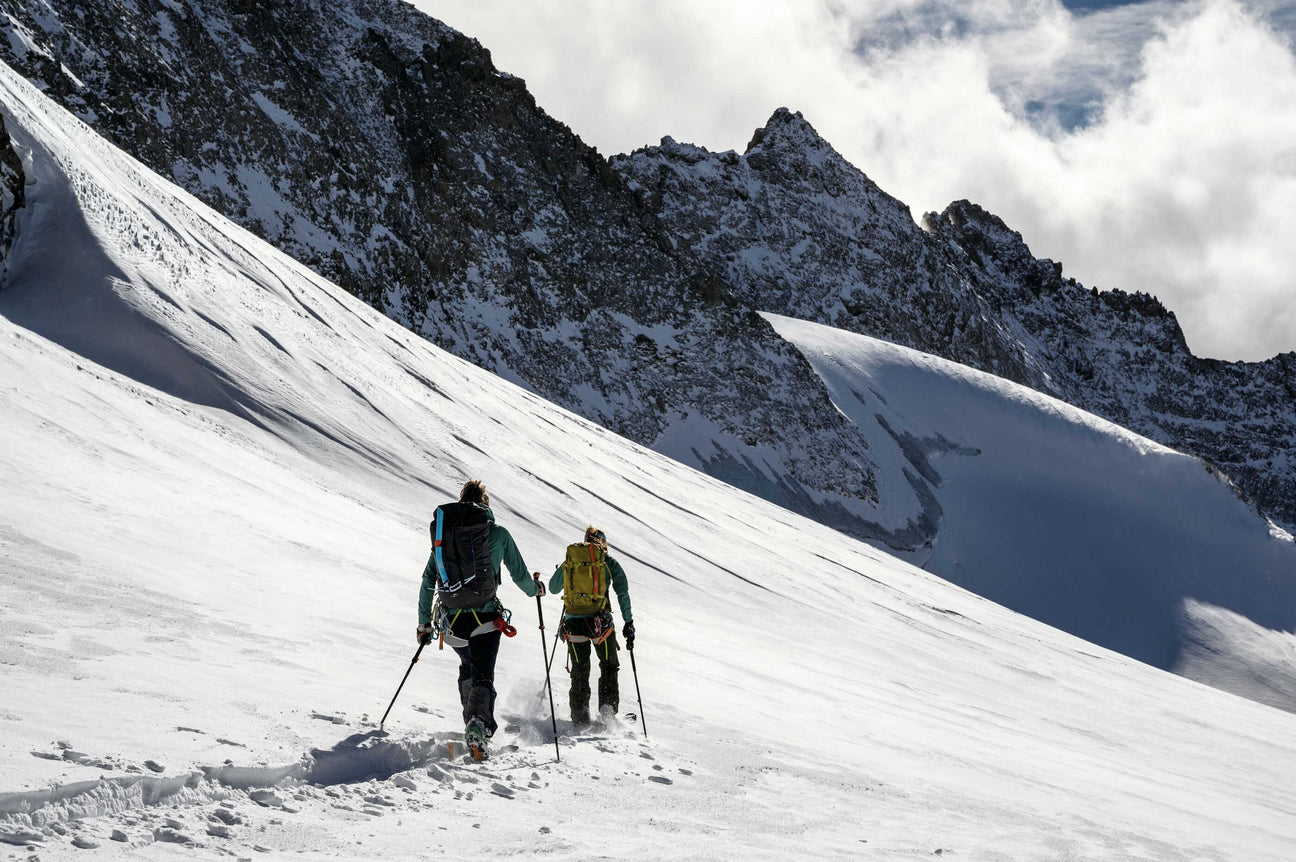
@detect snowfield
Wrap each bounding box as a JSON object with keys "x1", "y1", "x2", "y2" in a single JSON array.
[
  {"x1": 2, "y1": 61, "x2": 1295, "y2": 861},
  {"x1": 767, "y1": 314, "x2": 1296, "y2": 712}
]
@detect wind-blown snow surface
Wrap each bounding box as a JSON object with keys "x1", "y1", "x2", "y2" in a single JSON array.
[
  {"x1": 767, "y1": 315, "x2": 1296, "y2": 713},
  {"x1": 1, "y1": 64, "x2": 1295, "y2": 860}
]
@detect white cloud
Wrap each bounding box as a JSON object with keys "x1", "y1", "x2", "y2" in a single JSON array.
[
  {"x1": 1046, "y1": 0, "x2": 1296, "y2": 359},
  {"x1": 419, "y1": 0, "x2": 1296, "y2": 361}
]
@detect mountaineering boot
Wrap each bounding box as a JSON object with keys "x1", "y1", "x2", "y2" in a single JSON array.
[
  {"x1": 465, "y1": 718, "x2": 489, "y2": 762},
  {"x1": 597, "y1": 652, "x2": 620, "y2": 715}
]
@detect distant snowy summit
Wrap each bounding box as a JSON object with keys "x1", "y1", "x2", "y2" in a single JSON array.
[{"x1": 0, "y1": 0, "x2": 1292, "y2": 537}]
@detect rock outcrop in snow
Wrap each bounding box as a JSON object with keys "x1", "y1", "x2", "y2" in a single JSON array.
[{"x1": 0, "y1": 111, "x2": 23, "y2": 275}]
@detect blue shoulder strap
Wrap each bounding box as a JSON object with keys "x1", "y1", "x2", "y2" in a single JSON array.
[{"x1": 433, "y1": 505, "x2": 449, "y2": 586}]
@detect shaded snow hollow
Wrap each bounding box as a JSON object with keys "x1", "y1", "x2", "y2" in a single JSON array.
[{"x1": 1, "y1": 62, "x2": 1295, "y2": 860}]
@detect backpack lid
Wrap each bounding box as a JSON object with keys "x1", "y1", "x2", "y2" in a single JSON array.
[{"x1": 430, "y1": 502, "x2": 493, "y2": 542}]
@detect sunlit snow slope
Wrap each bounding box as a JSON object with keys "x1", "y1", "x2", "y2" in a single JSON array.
[
  {"x1": 768, "y1": 315, "x2": 1296, "y2": 712},
  {"x1": 2, "y1": 64, "x2": 1295, "y2": 860}
]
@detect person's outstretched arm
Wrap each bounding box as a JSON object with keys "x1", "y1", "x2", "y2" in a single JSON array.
[
  {"x1": 492, "y1": 523, "x2": 539, "y2": 597},
  {"x1": 607, "y1": 556, "x2": 632, "y2": 623}
]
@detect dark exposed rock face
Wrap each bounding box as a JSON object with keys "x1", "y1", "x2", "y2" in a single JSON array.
[
  {"x1": 614, "y1": 114, "x2": 1296, "y2": 530},
  {"x1": 614, "y1": 113, "x2": 1057, "y2": 393},
  {"x1": 1, "y1": 2, "x2": 1291, "y2": 533},
  {"x1": 0, "y1": 111, "x2": 25, "y2": 278},
  {"x1": 0, "y1": 0, "x2": 877, "y2": 522}
]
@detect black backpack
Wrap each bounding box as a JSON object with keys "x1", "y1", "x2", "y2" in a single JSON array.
[{"x1": 430, "y1": 503, "x2": 498, "y2": 610}]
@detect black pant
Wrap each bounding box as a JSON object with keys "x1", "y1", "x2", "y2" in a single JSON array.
[
  {"x1": 564, "y1": 616, "x2": 619, "y2": 724},
  {"x1": 448, "y1": 613, "x2": 501, "y2": 737}
]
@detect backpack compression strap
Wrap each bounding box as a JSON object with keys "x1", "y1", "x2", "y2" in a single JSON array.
[{"x1": 588, "y1": 543, "x2": 601, "y2": 596}]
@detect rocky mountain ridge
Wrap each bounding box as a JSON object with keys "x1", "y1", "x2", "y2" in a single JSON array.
[
  {"x1": 614, "y1": 111, "x2": 1296, "y2": 530},
  {"x1": 0, "y1": 0, "x2": 1291, "y2": 537}
]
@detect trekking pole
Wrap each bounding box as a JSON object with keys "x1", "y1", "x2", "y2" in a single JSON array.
[
  {"x1": 628, "y1": 643, "x2": 647, "y2": 740},
  {"x1": 534, "y1": 629, "x2": 562, "y2": 701},
  {"x1": 544, "y1": 609, "x2": 566, "y2": 676},
  {"x1": 379, "y1": 641, "x2": 425, "y2": 732},
  {"x1": 544, "y1": 629, "x2": 559, "y2": 676},
  {"x1": 536, "y1": 593, "x2": 561, "y2": 762}
]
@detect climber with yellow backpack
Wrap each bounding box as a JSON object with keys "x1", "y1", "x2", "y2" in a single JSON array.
[{"x1": 548, "y1": 526, "x2": 634, "y2": 727}]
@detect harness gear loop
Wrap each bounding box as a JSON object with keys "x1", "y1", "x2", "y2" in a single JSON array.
[{"x1": 433, "y1": 599, "x2": 516, "y2": 648}]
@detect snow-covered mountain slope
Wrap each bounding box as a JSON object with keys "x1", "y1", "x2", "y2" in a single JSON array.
[
  {"x1": 768, "y1": 314, "x2": 1296, "y2": 711},
  {"x1": 3, "y1": 57, "x2": 1296, "y2": 862},
  {"x1": 0, "y1": 0, "x2": 883, "y2": 535},
  {"x1": 4, "y1": 0, "x2": 1293, "y2": 540}
]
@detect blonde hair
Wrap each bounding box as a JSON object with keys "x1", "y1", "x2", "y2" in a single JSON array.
[
  {"x1": 460, "y1": 479, "x2": 490, "y2": 507},
  {"x1": 584, "y1": 525, "x2": 607, "y2": 548}
]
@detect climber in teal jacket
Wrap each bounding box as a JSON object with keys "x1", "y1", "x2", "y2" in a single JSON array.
[{"x1": 415, "y1": 480, "x2": 543, "y2": 754}]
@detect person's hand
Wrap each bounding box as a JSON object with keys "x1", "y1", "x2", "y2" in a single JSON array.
[
  {"x1": 416, "y1": 624, "x2": 432, "y2": 645},
  {"x1": 532, "y1": 573, "x2": 546, "y2": 597},
  {"x1": 622, "y1": 621, "x2": 636, "y2": 649}
]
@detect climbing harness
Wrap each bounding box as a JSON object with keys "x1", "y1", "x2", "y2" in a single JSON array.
[
  {"x1": 560, "y1": 611, "x2": 616, "y2": 669},
  {"x1": 431, "y1": 595, "x2": 516, "y2": 650}
]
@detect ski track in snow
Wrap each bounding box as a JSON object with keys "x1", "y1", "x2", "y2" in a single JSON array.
[{"x1": 2, "y1": 56, "x2": 1296, "y2": 862}]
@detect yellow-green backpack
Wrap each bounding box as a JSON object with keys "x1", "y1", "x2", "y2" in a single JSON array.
[{"x1": 562, "y1": 542, "x2": 610, "y2": 615}]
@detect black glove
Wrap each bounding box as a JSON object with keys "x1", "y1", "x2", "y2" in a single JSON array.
[
  {"x1": 532, "y1": 573, "x2": 546, "y2": 598},
  {"x1": 416, "y1": 624, "x2": 432, "y2": 646},
  {"x1": 622, "y1": 621, "x2": 636, "y2": 649}
]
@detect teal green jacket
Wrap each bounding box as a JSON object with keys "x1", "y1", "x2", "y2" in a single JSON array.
[
  {"x1": 548, "y1": 553, "x2": 632, "y2": 623},
  {"x1": 418, "y1": 507, "x2": 537, "y2": 625}
]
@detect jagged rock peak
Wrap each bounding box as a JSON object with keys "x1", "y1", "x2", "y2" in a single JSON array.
[
  {"x1": 651, "y1": 136, "x2": 730, "y2": 165},
  {"x1": 745, "y1": 107, "x2": 832, "y2": 154},
  {"x1": 926, "y1": 200, "x2": 1022, "y2": 245},
  {"x1": 925, "y1": 199, "x2": 1046, "y2": 281},
  {"x1": 930, "y1": 200, "x2": 1188, "y2": 345},
  {"x1": 618, "y1": 107, "x2": 858, "y2": 183}
]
